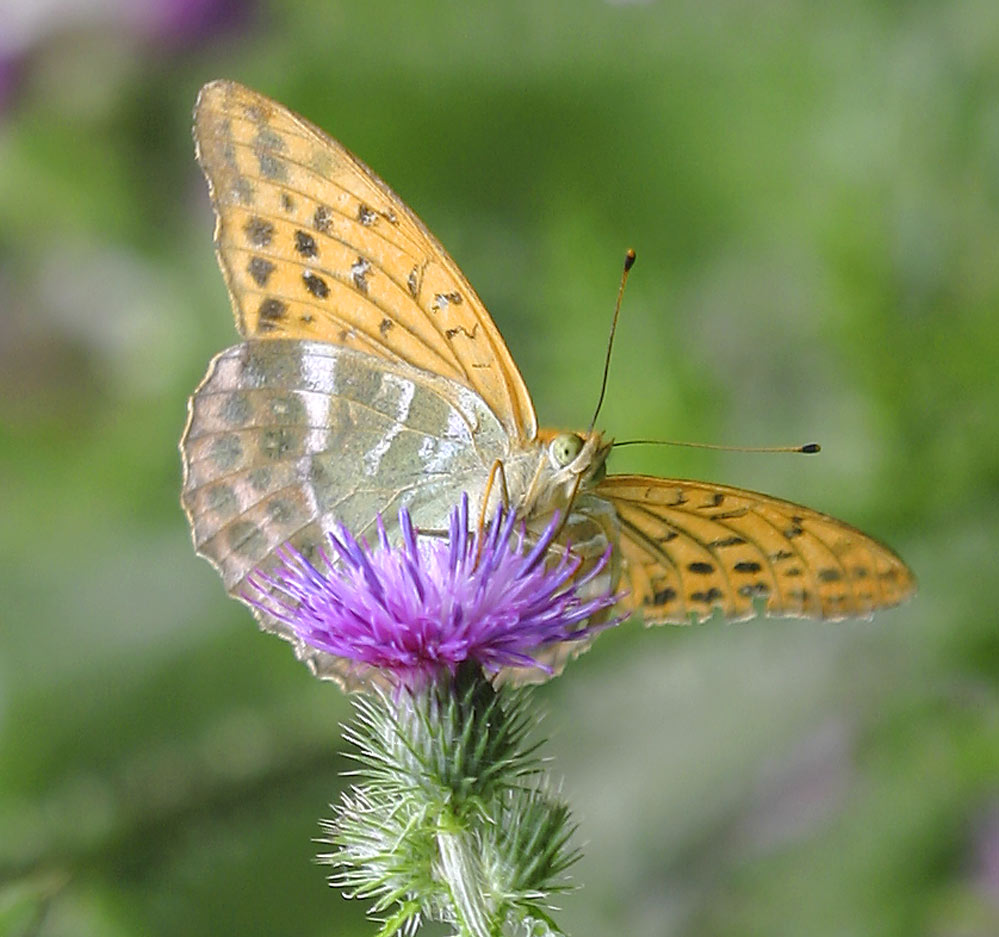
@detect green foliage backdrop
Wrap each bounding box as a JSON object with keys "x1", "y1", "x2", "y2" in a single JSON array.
[{"x1": 2, "y1": 2, "x2": 996, "y2": 935}]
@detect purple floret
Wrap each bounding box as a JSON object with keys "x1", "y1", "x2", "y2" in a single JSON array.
[{"x1": 245, "y1": 496, "x2": 620, "y2": 687}]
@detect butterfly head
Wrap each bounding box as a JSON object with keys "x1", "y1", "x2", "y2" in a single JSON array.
[{"x1": 543, "y1": 430, "x2": 612, "y2": 489}]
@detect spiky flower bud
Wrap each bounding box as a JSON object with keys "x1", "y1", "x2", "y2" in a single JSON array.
[{"x1": 324, "y1": 670, "x2": 579, "y2": 935}]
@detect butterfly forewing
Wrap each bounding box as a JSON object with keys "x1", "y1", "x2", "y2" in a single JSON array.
[
  {"x1": 194, "y1": 80, "x2": 537, "y2": 445},
  {"x1": 597, "y1": 475, "x2": 915, "y2": 625}
]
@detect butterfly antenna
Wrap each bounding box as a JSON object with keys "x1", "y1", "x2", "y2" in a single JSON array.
[
  {"x1": 588, "y1": 248, "x2": 636, "y2": 435},
  {"x1": 613, "y1": 438, "x2": 821, "y2": 454}
]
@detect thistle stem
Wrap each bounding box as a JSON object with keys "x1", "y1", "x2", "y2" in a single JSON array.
[{"x1": 437, "y1": 824, "x2": 500, "y2": 937}]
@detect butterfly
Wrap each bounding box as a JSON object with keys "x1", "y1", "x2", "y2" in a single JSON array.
[{"x1": 181, "y1": 80, "x2": 915, "y2": 689}]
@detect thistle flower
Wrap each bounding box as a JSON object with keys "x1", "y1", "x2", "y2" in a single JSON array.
[
  {"x1": 245, "y1": 499, "x2": 620, "y2": 935},
  {"x1": 245, "y1": 495, "x2": 620, "y2": 688}
]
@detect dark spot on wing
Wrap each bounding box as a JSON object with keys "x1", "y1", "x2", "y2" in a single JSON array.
[
  {"x1": 294, "y1": 230, "x2": 318, "y2": 258},
  {"x1": 314, "y1": 205, "x2": 333, "y2": 233},
  {"x1": 358, "y1": 204, "x2": 376, "y2": 226},
  {"x1": 432, "y1": 291, "x2": 463, "y2": 313},
  {"x1": 379, "y1": 318, "x2": 394, "y2": 337},
  {"x1": 701, "y1": 492, "x2": 724, "y2": 508},
  {"x1": 687, "y1": 561, "x2": 715, "y2": 575},
  {"x1": 651, "y1": 587, "x2": 677, "y2": 606},
  {"x1": 818, "y1": 569, "x2": 843, "y2": 582},
  {"x1": 710, "y1": 536, "x2": 746, "y2": 548},
  {"x1": 243, "y1": 216, "x2": 274, "y2": 247},
  {"x1": 691, "y1": 588, "x2": 723, "y2": 604},
  {"x1": 260, "y1": 428, "x2": 296, "y2": 460},
  {"x1": 784, "y1": 567, "x2": 803, "y2": 577},
  {"x1": 268, "y1": 393, "x2": 303, "y2": 423},
  {"x1": 247, "y1": 467, "x2": 271, "y2": 491},
  {"x1": 256, "y1": 151, "x2": 286, "y2": 180},
  {"x1": 218, "y1": 122, "x2": 235, "y2": 161},
  {"x1": 308, "y1": 456, "x2": 329, "y2": 484},
  {"x1": 241, "y1": 102, "x2": 267, "y2": 124},
  {"x1": 302, "y1": 271, "x2": 329, "y2": 298},
  {"x1": 232, "y1": 177, "x2": 254, "y2": 204},
  {"x1": 785, "y1": 516, "x2": 805, "y2": 539},
  {"x1": 219, "y1": 393, "x2": 250, "y2": 425},
  {"x1": 771, "y1": 550, "x2": 794, "y2": 562},
  {"x1": 281, "y1": 192, "x2": 295, "y2": 212},
  {"x1": 254, "y1": 128, "x2": 284, "y2": 152},
  {"x1": 247, "y1": 256, "x2": 275, "y2": 287},
  {"x1": 658, "y1": 530, "x2": 678, "y2": 543},
  {"x1": 210, "y1": 435, "x2": 243, "y2": 471},
  {"x1": 738, "y1": 582, "x2": 770, "y2": 598},
  {"x1": 252, "y1": 130, "x2": 286, "y2": 180},
  {"x1": 351, "y1": 257, "x2": 371, "y2": 293},
  {"x1": 733, "y1": 561, "x2": 762, "y2": 574},
  {"x1": 258, "y1": 297, "x2": 287, "y2": 329},
  {"x1": 709, "y1": 508, "x2": 750, "y2": 520},
  {"x1": 267, "y1": 498, "x2": 300, "y2": 525},
  {"x1": 445, "y1": 324, "x2": 479, "y2": 341},
  {"x1": 205, "y1": 484, "x2": 236, "y2": 513},
  {"x1": 407, "y1": 266, "x2": 420, "y2": 297}
]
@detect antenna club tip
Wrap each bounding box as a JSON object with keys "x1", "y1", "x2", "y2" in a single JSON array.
[
  {"x1": 624, "y1": 248, "x2": 636, "y2": 271},
  {"x1": 802, "y1": 442, "x2": 821, "y2": 454}
]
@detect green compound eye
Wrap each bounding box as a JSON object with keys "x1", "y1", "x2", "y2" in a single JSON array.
[{"x1": 549, "y1": 433, "x2": 584, "y2": 468}]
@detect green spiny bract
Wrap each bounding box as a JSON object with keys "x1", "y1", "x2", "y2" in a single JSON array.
[{"x1": 320, "y1": 666, "x2": 579, "y2": 937}]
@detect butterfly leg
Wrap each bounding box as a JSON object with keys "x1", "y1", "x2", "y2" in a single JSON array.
[
  {"x1": 551, "y1": 473, "x2": 585, "y2": 545},
  {"x1": 540, "y1": 473, "x2": 597, "y2": 584},
  {"x1": 479, "y1": 459, "x2": 511, "y2": 522},
  {"x1": 473, "y1": 459, "x2": 511, "y2": 565}
]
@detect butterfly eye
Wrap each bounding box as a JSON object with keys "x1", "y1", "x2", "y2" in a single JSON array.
[{"x1": 549, "y1": 433, "x2": 584, "y2": 468}]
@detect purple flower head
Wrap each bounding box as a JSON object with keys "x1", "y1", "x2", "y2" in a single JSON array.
[{"x1": 245, "y1": 496, "x2": 621, "y2": 688}]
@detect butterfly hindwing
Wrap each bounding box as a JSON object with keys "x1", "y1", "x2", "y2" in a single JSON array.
[
  {"x1": 181, "y1": 338, "x2": 517, "y2": 688},
  {"x1": 597, "y1": 475, "x2": 915, "y2": 625},
  {"x1": 193, "y1": 79, "x2": 537, "y2": 445}
]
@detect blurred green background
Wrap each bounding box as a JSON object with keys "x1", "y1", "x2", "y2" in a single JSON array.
[{"x1": 2, "y1": 1, "x2": 997, "y2": 935}]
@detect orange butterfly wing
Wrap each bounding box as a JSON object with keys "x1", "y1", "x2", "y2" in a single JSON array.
[
  {"x1": 193, "y1": 79, "x2": 537, "y2": 446},
  {"x1": 596, "y1": 475, "x2": 915, "y2": 624}
]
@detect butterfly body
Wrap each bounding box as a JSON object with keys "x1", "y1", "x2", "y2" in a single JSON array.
[{"x1": 181, "y1": 80, "x2": 914, "y2": 687}]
